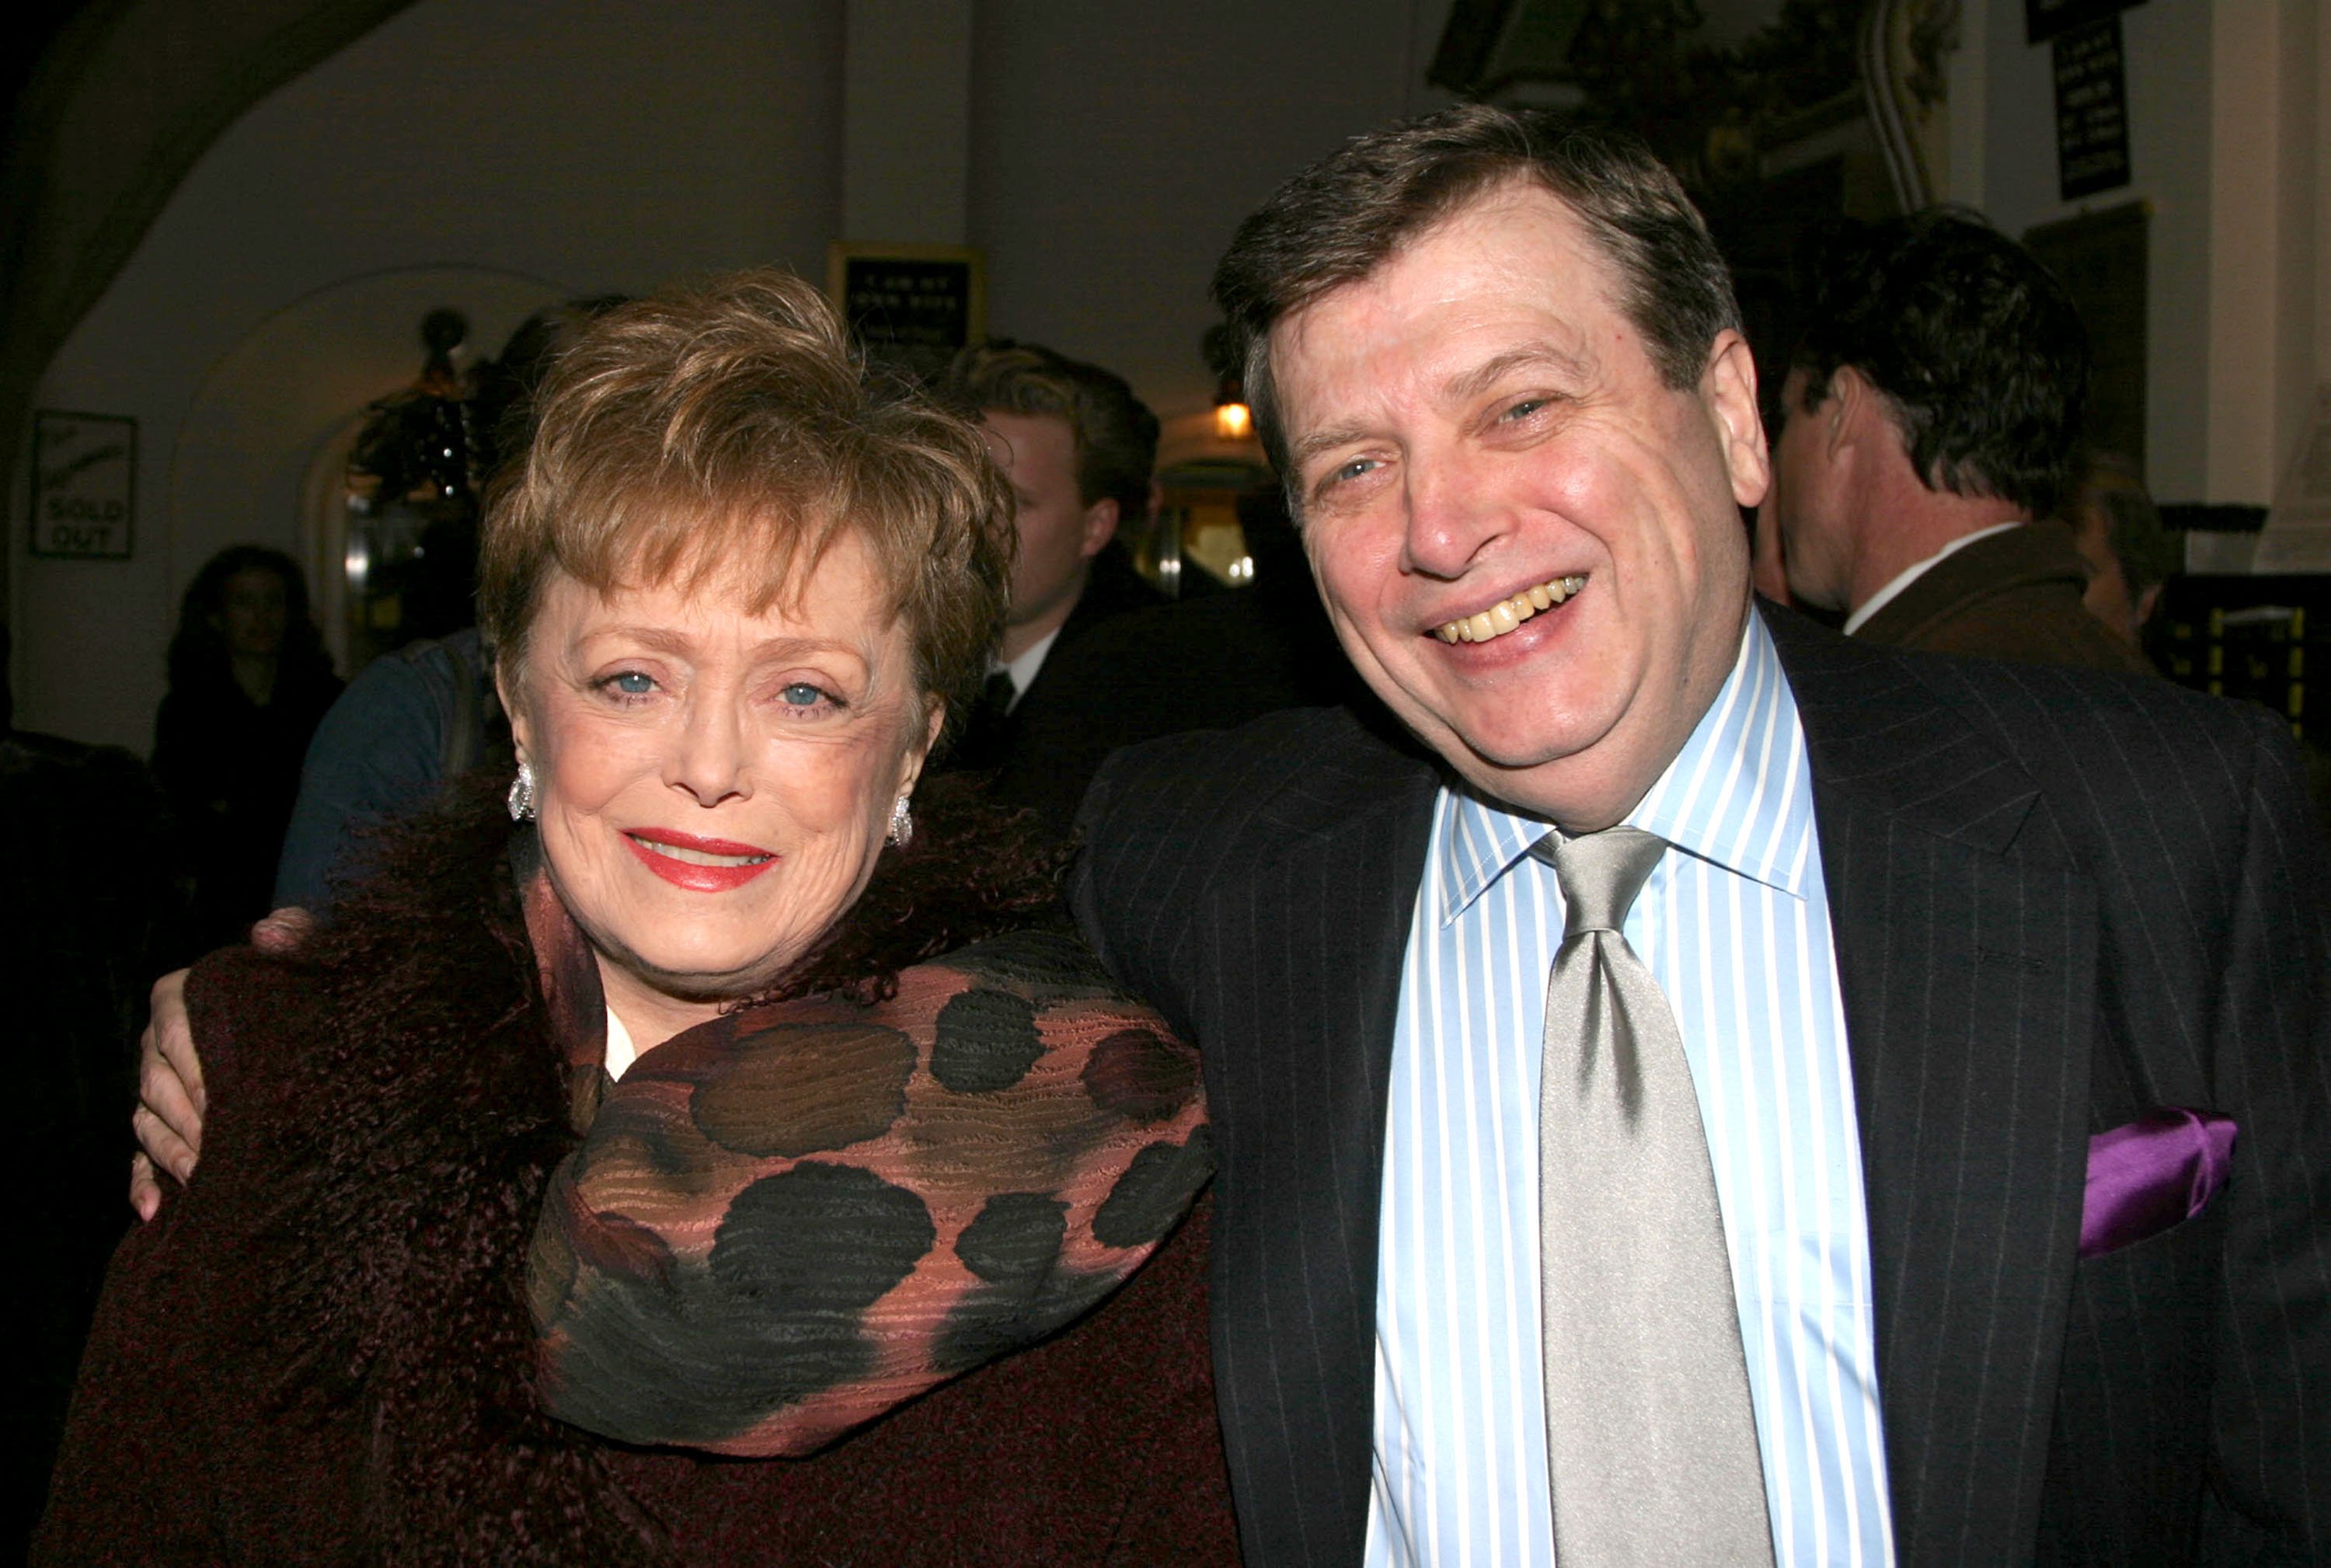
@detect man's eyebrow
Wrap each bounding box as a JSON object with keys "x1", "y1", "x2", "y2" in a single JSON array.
[
  {"x1": 1441, "y1": 342, "x2": 1591, "y2": 406},
  {"x1": 1285, "y1": 341, "x2": 1592, "y2": 472},
  {"x1": 1288, "y1": 423, "x2": 1375, "y2": 469}
]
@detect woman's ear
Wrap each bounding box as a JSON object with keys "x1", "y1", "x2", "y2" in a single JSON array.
[
  {"x1": 901, "y1": 701, "x2": 946, "y2": 794},
  {"x1": 495, "y1": 660, "x2": 534, "y2": 762}
]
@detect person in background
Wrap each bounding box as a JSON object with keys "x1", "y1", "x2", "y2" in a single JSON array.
[
  {"x1": 47, "y1": 270, "x2": 1228, "y2": 1565},
  {"x1": 2065, "y1": 448, "x2": 2178, "y2": 653},
  {"x1": 933, "y1": 340, "x2": 1166, "y2": 791},
  {"x1": 987, "y1": 482, "x2": 1375, "y2": 830},
  {"x1": 1765, "y1": 209, "x2": 2151, "y2": 674},
  {"x1": 272, "y1": 297, "x2": 627, "y2": 911},
  {"x1": 152, "y1": 544, "x2": 340, "y2": 948}
]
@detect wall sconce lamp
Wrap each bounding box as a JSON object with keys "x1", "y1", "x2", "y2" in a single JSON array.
[{"x1": 1204, "y1": 321, "x2": 1256, "y2": 444}]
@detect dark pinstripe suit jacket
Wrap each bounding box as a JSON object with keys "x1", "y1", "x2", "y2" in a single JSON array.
[{"x1": 1071, "y1": 603, "x2": 2331, "y2": 1568}]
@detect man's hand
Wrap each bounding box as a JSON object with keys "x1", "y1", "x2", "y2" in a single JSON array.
[
  {"x1": 127, "y1": 907, "x2": 312, "y2": 1220},
  {"x1": 129, "y1": 968, "x2": 203, "y2": 1221}
]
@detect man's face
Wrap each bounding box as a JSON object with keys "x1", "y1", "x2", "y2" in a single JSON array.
[
  {"x1": 2071, "y1": 499, "x2": 2142, "y2": 646},
  {"x1": 1270, "y1": 181, "x2": 1768, "y2": 829},
  {"x1": 981, "y1": 410, "x2": 1115, "y2": 641},
  {"x1": 1767, "y1": 366, "x2": 1852, "y2": 612}
]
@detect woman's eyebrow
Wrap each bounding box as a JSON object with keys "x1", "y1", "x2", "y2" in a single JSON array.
[{"x1": 578, "y1": 625, "x2": 864, "y2": 663}]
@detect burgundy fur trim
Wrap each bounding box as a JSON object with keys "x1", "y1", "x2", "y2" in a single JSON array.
[{"x1": 232, "y1": 771, "x2": 1069, "y2": 1563}]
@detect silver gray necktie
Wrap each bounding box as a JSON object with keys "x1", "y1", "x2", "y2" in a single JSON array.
[{"x1": 1533, "y1": 827, "x2": 1775, "y2": 1567}]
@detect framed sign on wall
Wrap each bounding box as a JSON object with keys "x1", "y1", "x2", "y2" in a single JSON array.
[
  {"x1": 28, "y1": 409, "x2": 137, "y2": 559},
  {"x1": 827, "y1": 242, "x2": 986, "y2": 379}
]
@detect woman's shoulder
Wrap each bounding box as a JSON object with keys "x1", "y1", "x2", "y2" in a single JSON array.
[{"x1": 183, "y1": 784, "x2": 535, "y2": 1116}]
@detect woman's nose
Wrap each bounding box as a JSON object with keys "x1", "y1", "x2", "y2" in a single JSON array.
[{"x1": 667, "y1": 700, "x2": 750, "y2": 805}]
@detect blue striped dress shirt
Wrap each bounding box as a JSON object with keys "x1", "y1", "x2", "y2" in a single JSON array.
[{"x1": 1364, "y1": 612, "x2": 1897, "y2": 1568}]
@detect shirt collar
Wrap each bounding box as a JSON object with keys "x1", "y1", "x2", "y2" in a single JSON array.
[
  {"x1": 997, "y1": 625, "x2": 1064, "y2": 712},
  {"x1": 1436, "y1": 611, "x2": 1816, "y2": 925},
  {"x1": 1841, "y1": 520, "x2": 2024, "y2": 635}
]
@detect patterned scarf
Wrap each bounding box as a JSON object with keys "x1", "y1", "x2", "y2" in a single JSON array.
[{"x1": 517, "y1": 841, "x2": 1213, "y2": 1455}]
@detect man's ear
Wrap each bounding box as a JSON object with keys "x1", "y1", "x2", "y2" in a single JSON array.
[
  {"x1": 1827, "y1": 364, "x2": 1879, "y2": 460},
  {"x1": 1703, "y1": 330, "x2": 1768, "y2": 510},
  {"x1": 1078, "y1": 496, "x2": 1121, "y2": 559}
]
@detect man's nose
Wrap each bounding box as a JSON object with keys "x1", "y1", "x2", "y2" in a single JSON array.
[{"x1": 1400, "y1": 455, "x2": 1503, "y2": 580}]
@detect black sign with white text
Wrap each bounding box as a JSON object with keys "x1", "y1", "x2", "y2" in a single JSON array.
[
  {"x1": 2026, "y1": 0, "x2": 2144, "y2": 46},
  {"x1": 841, "y1": 256, "x2": 977, "y2": 354},
  {"x1": 2054, "y1": 16, "x2": 2132, "y2": 201}
]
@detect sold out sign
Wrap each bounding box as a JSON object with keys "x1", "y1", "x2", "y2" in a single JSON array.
[{"x1": 30, "y1": 410, "x2": 136, "y2": 560}]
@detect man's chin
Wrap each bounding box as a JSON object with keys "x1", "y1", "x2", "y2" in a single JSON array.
[{"x1": 1418, "y1": 714, "x2": 1654, "y2": 828}]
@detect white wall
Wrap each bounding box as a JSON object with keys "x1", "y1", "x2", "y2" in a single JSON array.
[
  {"x1": 1979, "y1": 0, "x2": 2218, "y2": 503},
  {"x1": 967, "y1": 0, "x2": 1455, "y2": 425},
  {"x1": 14, "y1": 0, "x2": 1460, "y2": 751},
  {"x1": 15, "y1": 0, "x2": 846, "y2": 750},
  {"x1": 1977, "y1": 0, "x2": 2325, "y2": 523}
]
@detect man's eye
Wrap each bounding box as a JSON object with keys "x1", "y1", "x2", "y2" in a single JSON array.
[
  {"x1": 1332, "y1": 458, "x2": 1378, "y2": 485},
  {"x1": 779, "y1": 682, "x2": 829, "y2": 707},
  {"x1": 1501, "y1": 397, "x2": 1548, "y2": 423},
  {"x1": 605, "y1": 671, "x2": 656, "y2": 695}
]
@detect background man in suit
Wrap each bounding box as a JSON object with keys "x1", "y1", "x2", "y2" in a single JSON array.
[
  {"x1": 943, "y1": 339, "x2": 1350, "y2": 837},
  {"x1": 1764, "y1": 209, "x2": 2148, "y2": 674},
  {"x1": 937, "y1": 340, "x2": 1166, "y2": 782},
  {"x1": 1072, "y1": 105, "x2": 2329, "y2": 1566}
]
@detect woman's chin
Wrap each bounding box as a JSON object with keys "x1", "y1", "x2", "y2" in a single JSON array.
[{"x1": 589, "y1": 929, "x2": 798, "y2": 1006}]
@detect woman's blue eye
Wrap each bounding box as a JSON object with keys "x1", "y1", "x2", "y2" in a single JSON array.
[
  {"x1": 780, "y1": 682, "x2": 826, "y2": 707},
  {"x1": 609, "y1": 671, "x2": 655, "y2": 695}
]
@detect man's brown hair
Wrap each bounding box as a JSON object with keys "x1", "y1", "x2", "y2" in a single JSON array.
[
  {"x1": 1211, "y1": 104, "x2": 1741, "y2": 490},
  {"x1": 943, "y1": 340, "x2": 1159, "y2": 524},
  {"x1": 478, "y1": 269, "x2": 1012, "y2": 737}
]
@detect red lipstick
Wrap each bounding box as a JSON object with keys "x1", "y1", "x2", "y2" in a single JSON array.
[{"x1": 622, "y1": 827, "x2": 779, "y2": 892}]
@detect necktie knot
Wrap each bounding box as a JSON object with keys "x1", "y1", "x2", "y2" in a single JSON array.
[
  {"x1": 952, "y1": 668, "x2": 1019, "y2": 771},
  {"x1": 1532, "y1": 824, "x2": 1667, "y2": 939}
]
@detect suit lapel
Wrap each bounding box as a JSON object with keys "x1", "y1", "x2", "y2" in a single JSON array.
[
  {"x1": 1767, "y1": 606, "x2": 2096, "y2": 1566},
  {"x1": 1194, "y1": 721, "x2": 1437, "y2": 1566}
]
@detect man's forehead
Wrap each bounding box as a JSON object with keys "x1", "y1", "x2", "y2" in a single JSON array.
[
  {"x1": 978, "y1": 408, "x2": 1074, "y2": 467},
  {"x1": 1270, "y1": 189, "x2": 1617, "y2": 420},
  {"x1": 1286, "y1": 177, "x2": 1604, "y2": 312}
]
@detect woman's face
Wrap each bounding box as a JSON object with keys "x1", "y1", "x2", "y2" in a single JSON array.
[
  {"x1": 215, "y1": 567, "x2": 288, "y2": 657},
  {"x1": 506, "y1": 531, "x2": 940, "y2": 1003}
]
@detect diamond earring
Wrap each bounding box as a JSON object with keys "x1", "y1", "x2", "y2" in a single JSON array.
[
  {"x1": 507, "y1": 758, "x2": 537, "y2": 822},
  {"x1": 887, "y1": 793, "x2": 913, "y2": 848}
]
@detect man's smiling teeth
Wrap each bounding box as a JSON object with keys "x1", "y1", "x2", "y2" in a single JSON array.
[
  {"x1": 629, "y1": 836, "x2": 772, "y2": 867},
  {"x1": 1435, "y1": 575, "x2": 1587, "y2": 643}
]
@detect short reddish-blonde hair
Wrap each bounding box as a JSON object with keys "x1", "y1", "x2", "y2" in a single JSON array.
[{"x1": 478, "y1": 270, "x2": 1012, "y2": 733}]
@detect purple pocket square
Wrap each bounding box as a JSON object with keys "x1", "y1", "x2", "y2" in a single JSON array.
[{"x1": 2080, "y1": 1107, "x2": 2238, "y2": 1259}]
